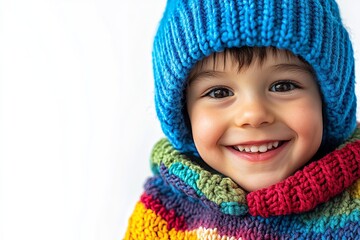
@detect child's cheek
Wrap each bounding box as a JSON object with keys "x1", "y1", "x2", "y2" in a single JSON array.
[
  {"x1": 190, "y1": 107, "x2": 225, "y2": 152},
  {"x1": 281, "y1": 97, "x2": 323, "y2": 148}
]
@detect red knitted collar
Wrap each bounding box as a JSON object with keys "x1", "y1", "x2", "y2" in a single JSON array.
[{"x1": 247, "y1": 135, "x2": 360, "y2": 217}]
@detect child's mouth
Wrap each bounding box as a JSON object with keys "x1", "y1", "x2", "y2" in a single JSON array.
[{"x1": 232, "y1": 141, "x2": 286, "y2": 153}]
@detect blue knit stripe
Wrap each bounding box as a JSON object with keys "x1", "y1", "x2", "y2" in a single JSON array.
[
  {"x1": 192, "y1": 0, "x2": 210, "y2": 56},
  {"x1": 206, "y1": 0, "x2": 223, "y2": 50},
  {"x1": 168, "y1": 162, "x2": 203, "y2": 197},
  {"x1": 288, "y1": 211, "x2": 360, "y2": 235},
  {"x1": 260, "y1": 0, "x2": 273, "y2": 45},
  {"x1": 170, "y1": 11, "x2": 191, "y2": 74},
  {"x1": 220, "y1": 0, "x2": 239, "y2": 47},
  {"x1": 320, "y1": 1, "x2": 333, "y2": 70},
  {"x1": 220, "y1": 201, "x2": 248, "y2": 215},
  {"x1": 179, "y1": 2, "x2": 201, "y2": 61},
  {"x1": 296, "y1": 0, "x2": 310, "y2": 52}
]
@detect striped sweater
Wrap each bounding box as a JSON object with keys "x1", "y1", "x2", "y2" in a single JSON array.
[{"x1": 125, "y1": 128, "x2": 360, "y2": 239}]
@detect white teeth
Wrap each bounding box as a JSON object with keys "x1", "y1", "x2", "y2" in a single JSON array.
[
  {"x1": 258, "y1": 145, "x2": 268, "y2": 153},
  {"x1": 234, "y1": 141, "x2": 281, "y2": 153},
  {"x1": 250, "y1": 146, "x2": 259, "y2": 152}
]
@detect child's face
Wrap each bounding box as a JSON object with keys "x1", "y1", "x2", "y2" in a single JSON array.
[{"x1": 186, "y1": 49, "x2": 323, "y2": 192}]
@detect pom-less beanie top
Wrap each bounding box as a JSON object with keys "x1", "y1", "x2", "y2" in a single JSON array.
[{"x1": 152, "y1": 0, "x2": 357, "y2": 155}]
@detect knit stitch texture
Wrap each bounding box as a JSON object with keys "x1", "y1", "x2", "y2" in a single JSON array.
[
  {"x1": 125, "y1": 128, "x2": 360, "y2": 239},
  {"x1": 153, "y1": 0, "x2": 356, "y2": 155}
]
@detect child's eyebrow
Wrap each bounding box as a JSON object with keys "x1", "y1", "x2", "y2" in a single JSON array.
[
  {"x1": 269, "y1": 63, "x2": 315, "y2": 76},
  {"x1": 187, "y1": 70, "x2": 225, "y2": 85}
]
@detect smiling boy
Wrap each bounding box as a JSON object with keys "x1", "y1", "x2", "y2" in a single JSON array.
[
  {"x1": 125, "y1": 0, "x2": 360, "y2": 239},
  {"x1": 186, "y1": 47, "x2": 323, "y2": 192}
]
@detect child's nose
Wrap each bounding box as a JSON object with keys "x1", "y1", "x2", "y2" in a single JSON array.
[{"x1": 233, "y1": 96, "x2": 275, "y2": 128}]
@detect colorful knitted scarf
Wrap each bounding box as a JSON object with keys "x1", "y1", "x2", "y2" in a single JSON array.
[{"x1": 125, "y1": 128, "x2": 360, "y2": 239}]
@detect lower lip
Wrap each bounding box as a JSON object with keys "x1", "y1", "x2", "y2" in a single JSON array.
[{"x1": 227, "y1": 141, "x2": 289, "y2": 162}]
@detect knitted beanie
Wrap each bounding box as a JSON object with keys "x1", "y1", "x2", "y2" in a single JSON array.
[{"x1": 152, "y1": 0, "x2": 357, "y2": 155}]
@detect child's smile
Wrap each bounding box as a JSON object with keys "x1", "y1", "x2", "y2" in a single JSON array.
[
  {"x1": 186, "y1": 49, "x2": 323, "y2": 192},
  {"x1": 228, "y1": 140, "x2": 289, "y2": 162},
  {"x1": 231, "y1": 140, "x2": 283, "y2": 154}
]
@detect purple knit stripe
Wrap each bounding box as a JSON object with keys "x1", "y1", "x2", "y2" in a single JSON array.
[
  {"x1": 143, "y1": 175, "x2": 285, "y2": 239},
  {"x1": 145, "y1": 165, "x2": 219, "y2": 218},
  {"x1": 159, "y1": 163, "x2": 220, "y2": 209},
  {"x1": 159, "y1": 163, "x2": 199, "y2": 198}
]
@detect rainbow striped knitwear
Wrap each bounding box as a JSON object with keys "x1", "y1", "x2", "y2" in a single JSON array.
[
  {"x1": 153, "y1": 0, "x2": 356, "y2": 156},
  {"x1": 125, "y1": 128, "x2": 360, "y2": 239}
]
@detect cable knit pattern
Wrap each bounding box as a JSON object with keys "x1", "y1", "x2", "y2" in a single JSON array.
[
  {"x1": 125, "y1": 129, "x2": 360, "y2": 239},
  {"x1": 153, "y1": 0, "x2": 356, "y2": 156}
]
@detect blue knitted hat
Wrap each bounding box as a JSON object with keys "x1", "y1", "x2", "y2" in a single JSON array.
[{"x1": 153, "y1": 0, "x2": 357, "y2": 155}]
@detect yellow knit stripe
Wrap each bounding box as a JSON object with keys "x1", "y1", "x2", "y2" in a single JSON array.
[
  {"x1": 124, "y1": 202, "x2": 197, "y2": 240},
  {"x1": 348, "y1": 178, "x2": 360, "y2": 199},
  {"x1": 124, "y1": 202, "x2": 242, "y2": 240}
]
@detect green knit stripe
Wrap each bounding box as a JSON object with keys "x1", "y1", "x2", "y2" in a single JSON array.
[{"x1": 151, "y1": 138, "x2": 247, "y2": 206}]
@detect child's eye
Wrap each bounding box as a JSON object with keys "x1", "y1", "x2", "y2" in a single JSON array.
[
  {"x1": 206, "y1": 88, "x2": 234, "y2": 98},
  {"x1": 269, "y1": 80, "x2": 300, "y2": 92}
]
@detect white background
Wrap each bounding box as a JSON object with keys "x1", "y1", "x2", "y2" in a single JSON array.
[{"x1": 0, "y1": 1, "x2": 359, "y2": 240}]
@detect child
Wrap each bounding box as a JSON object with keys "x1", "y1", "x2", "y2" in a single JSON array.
[{"x1": 125, "y1": 0, "x2": 360, "y2": 239}]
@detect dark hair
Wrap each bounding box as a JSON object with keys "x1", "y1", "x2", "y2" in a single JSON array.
[{"x1": 187, "y1": 46, "x2": 314, "y2": 83}]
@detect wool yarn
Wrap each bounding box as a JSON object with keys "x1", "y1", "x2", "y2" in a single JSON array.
[
  {"x1": 125, "y1": 128, "x2": 360, "y2": 239},
  {"x1": 153, "y1": 0, "x2": 357, "y2": 155}
]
